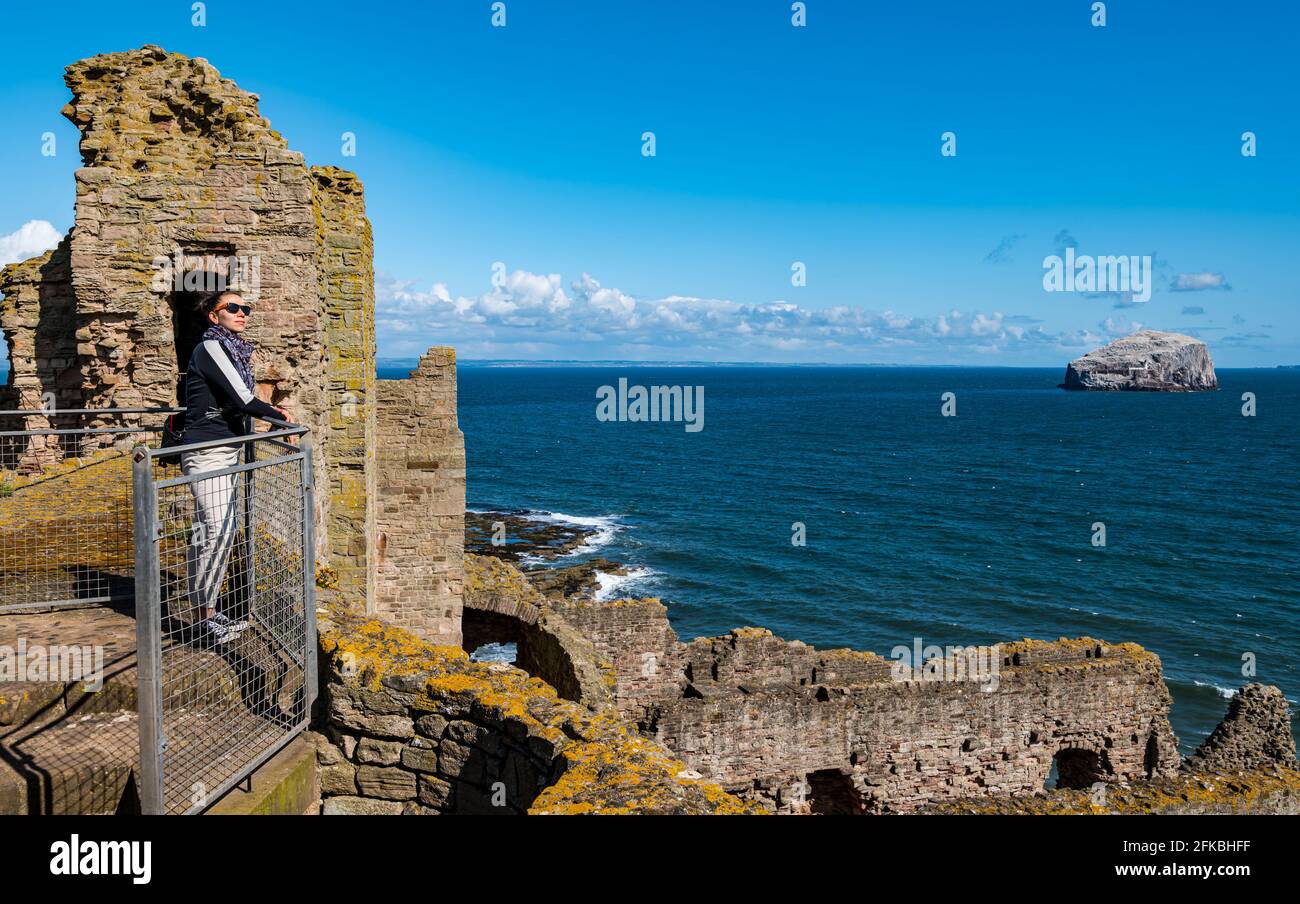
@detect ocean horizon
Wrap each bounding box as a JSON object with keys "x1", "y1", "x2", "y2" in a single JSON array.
[
  {"x1": 1, "y1": 358, "x2": 1289, "y2": 755},
  {"x1": 380, "y1": 358, "x2": 1300, "y2": 370},
  {"x1": 376, "y1": 362, "x2": 1300, "y2": 755}
]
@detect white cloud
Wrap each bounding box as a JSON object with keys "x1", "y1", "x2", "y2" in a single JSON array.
[
  {"x1": 0, "y1": 220, "x2": 62, "y2": 267},
  {"x1": 377, "y1": 268, "x2": 1098, "y2": 361},
  {"x1": 1100, "y1": 315, "x2": 1143, "y2": 336},
  {"x1": 1171, "y1": 272, "x2": 1230, "y2": 292}
]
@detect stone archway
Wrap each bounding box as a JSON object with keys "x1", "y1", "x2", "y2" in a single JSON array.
[
  {"x1": 462, "y1": 607, "x2": 527, "y2": 664},
  {"x1": 806, "y1": 768, "x2": 866, "y2": 815},
  {"x1": 1049, "y1": 747, "x2": 1111, "y2": 790},
  {"x1": 461, "y1": 597, "x2": 611, "y2": 708}
]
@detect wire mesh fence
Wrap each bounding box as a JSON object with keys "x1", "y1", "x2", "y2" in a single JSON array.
[
  {"x1": 134, "y1": 421, "x2": 315, "y2": 814},
  {"x1": 0, "y1": 409, "x2": 172, "y2": 614},
  {"x1": 0, "y1": 408, "x2": 315, "y2": 814}
]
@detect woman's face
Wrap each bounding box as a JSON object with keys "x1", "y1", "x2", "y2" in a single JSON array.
[{"x1": 208, "y1": 295, "x2": 250, "y2": 333}]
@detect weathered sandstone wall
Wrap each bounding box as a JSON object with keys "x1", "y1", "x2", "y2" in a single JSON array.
[
  {"x1": 1, "y1": 46, "x2": 455, "y2": 623},
  {"x1": 550, "y1": 595, "x2": 1183, "y2": 813},
  {"x1": 373, "y1": 349, "x2": 465, "y2": 644},
  {"x1": 58, "y1": 45, "x2": 328, "y2": 433},
  {"x1": 922, "y1": 765, "x2": 1300, "y2": 814},
  {"x1": 316, "y1": 599, "x2": 762, "y2": 814},
  {"x1": 463, "y1": 553, "x2": 615, "y2": 708},
  {"x1": 0, "y1": 45, "x2": 343, "y2": 561},
  {"x1": 311, "y1": 166, "x2": 378, "y2": 601}
]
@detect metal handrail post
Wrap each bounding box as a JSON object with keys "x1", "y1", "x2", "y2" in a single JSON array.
[
  {"x1": 242, "y1": 423, "x2": 257, "y2": 621},
  {"x1": 132, "y1": 446, "x2": 165, "y2": 815},
  {"x1": 300, "y1": 434, "x2": 317, "y2": 715}
]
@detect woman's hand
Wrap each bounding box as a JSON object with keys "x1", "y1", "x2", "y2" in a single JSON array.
[{"x1": 272, "y1": 406, "x2": 297, "y2": 444}]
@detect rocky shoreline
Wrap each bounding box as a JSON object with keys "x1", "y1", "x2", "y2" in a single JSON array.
[
  {"x1": 465, "y1": 510, "x2": 629, "y2": 599},
  {"x1": 465, "y1": 511, "x2": 596, "y2": 562}
]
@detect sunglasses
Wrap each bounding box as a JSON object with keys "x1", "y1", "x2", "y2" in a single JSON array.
[{"x1": 218, "y1": 302, "x2": 252, "y2": 316}]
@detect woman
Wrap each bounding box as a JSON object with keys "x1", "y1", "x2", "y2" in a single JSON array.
[{"x1": 180, "y1": 289, "x2": 290, "y2": 645}]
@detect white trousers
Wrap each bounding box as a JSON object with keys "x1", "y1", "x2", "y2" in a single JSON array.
[{"x1": 181, "y1": 445, "x2": 242, "y2": 616}]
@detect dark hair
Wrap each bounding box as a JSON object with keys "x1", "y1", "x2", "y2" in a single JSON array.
[{"x1": 196, "y1": 289, "x2": 243, "y2": 319}]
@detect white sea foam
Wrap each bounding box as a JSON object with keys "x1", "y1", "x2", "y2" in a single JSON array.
[
  {"x1": 1189, "y1": 681, "x2": 1296, "y2": 706},
  {"x1": 1192, "y1": 680, "x2": 1236, "y2": 699},
  {"x1": 530, "y1": 510, "x2": 623, "y2": 557},
  {"x1": 594, "y1": 566, "x2": 656, "y2": 602},
  {"x1": 470, "y1": 642, "x2": 517, "y2": 664},
  {"x1": 486, "y1": 509, "x2": 624, "y2": 565}
]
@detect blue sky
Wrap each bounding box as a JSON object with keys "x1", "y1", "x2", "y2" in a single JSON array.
[{"x1": 1, "y1": 0, "x2": 1297, "y2": 364}]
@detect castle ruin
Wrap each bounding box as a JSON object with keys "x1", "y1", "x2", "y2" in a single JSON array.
[
  {"x1": 0, "y1": 45, "x2": 462, "y2": 645},
  {"x1": 2, "y1": 46, "x2": 1295, "y2": 816}
]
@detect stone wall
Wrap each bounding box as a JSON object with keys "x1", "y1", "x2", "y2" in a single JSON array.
[
  {"x1": 0, "y1": 239, "x2": 81, "y2": 470},
  {"x1": 0, "y1": 239, "x2": 78, "y2": 413},
  {"x1": 463, "y1": 553, "x2": 615, "y2": 708},
  {"x1": 0, "y1": 46, "x2": 416, "y2": 613},
  {"x1": 373, "y1": 349, "x2": 465, "y2": 644},
  {"x1": 922, "y1": 764, "x2": 1300, "y2": 815},
  {"x1": 925, "y1": 683, "x2": 1300, "y2": 814},
  {"x1": 1184, "y1": 683, "x2": 1297, "y2": 773},
  {"x1": 58, "y1": 46, "x2": 327, "y2": 435},
  {"x1": 551, "y1": 596, "x2": 686, "y2": 706},
  {"x1": 550, "y1": 595, "x2": 1183, "y2": 813},
  {"x1": 311, "y1": 166, "x2": 377, "y2": 600},
  {"x1": 316, "y1": 601, "x2": 762, "y2": 814},
  {"x1": 0, "y1": 45, "x2": 336, "y2": 540}
]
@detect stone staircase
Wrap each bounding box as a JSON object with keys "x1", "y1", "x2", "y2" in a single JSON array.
[{"x1": 0, "y1": 606, "x2": 305, "y2": 814}]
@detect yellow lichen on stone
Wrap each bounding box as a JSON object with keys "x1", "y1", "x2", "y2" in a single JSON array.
[
  {"x1": 923, "y1": 766, "x2": 1300, "y2": 815},
  {"x1": 319, "y1": 598, "x2": 761, "y2": 815}
]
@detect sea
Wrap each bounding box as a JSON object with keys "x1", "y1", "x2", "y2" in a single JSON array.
[{"x1": 377, "y1": 362, "x2": 1300, "y2": 754}]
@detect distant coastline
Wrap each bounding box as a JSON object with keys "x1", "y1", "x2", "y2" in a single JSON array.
[{"x1": 376, "y1": 359, "x2": 1295, "y2": 371}]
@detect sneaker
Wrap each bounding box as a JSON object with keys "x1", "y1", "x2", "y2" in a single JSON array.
[
  {"x1": 200, "y1": 618, "x2": 234, "y2": 646},
  {"x1": 210, "y1": 611, "x2": 250, "y2": 635}
]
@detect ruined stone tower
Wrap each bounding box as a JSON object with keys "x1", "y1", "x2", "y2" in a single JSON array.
[{"x1": 0, "y1": 45, "x2": 463, "y2": 644}]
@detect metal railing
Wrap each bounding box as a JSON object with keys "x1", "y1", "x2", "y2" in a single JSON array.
[
  {"x1": 0, "y1": 406, "x2": 316, "y2": 814},
  {"x1": 133, "y1": 418, "x2": 316, "y2": 814},
  {"x1": 0, "y1": 408, "x2": 173, "y2": 613}
]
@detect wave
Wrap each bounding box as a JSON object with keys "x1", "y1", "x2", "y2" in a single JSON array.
[
  {"x1": 594, "y1": 566, "x2": 657, "y2": 602},
  {"x1": 1180, "y1": 680, "x2": 1296, "y2": 706},
  {"x1": 469, "y1": 641, "x2": 517, "y2": 663},
  {"x1": 469, "y1": 507, "x2": 626, "y2": 560},
  {"x1": 526, "y1": 510, "x2": 624, "y2": 557},
  {"x1": 1191, "y1": 680, "x2": 1237, "y2": 699}
]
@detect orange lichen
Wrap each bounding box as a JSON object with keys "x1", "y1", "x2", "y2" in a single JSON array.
[{"x1": 318, "y1": 599, "x2": 762, "y2": 815}]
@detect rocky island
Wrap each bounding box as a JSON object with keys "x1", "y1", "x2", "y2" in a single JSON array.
[{"x1": 1063, "y1": 330, "x2": 1218, "y2": 391}]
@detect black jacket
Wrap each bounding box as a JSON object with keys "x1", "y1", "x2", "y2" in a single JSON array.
[{"x1": 181, "y1": 338, "x2": 281, "y2": 443}]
